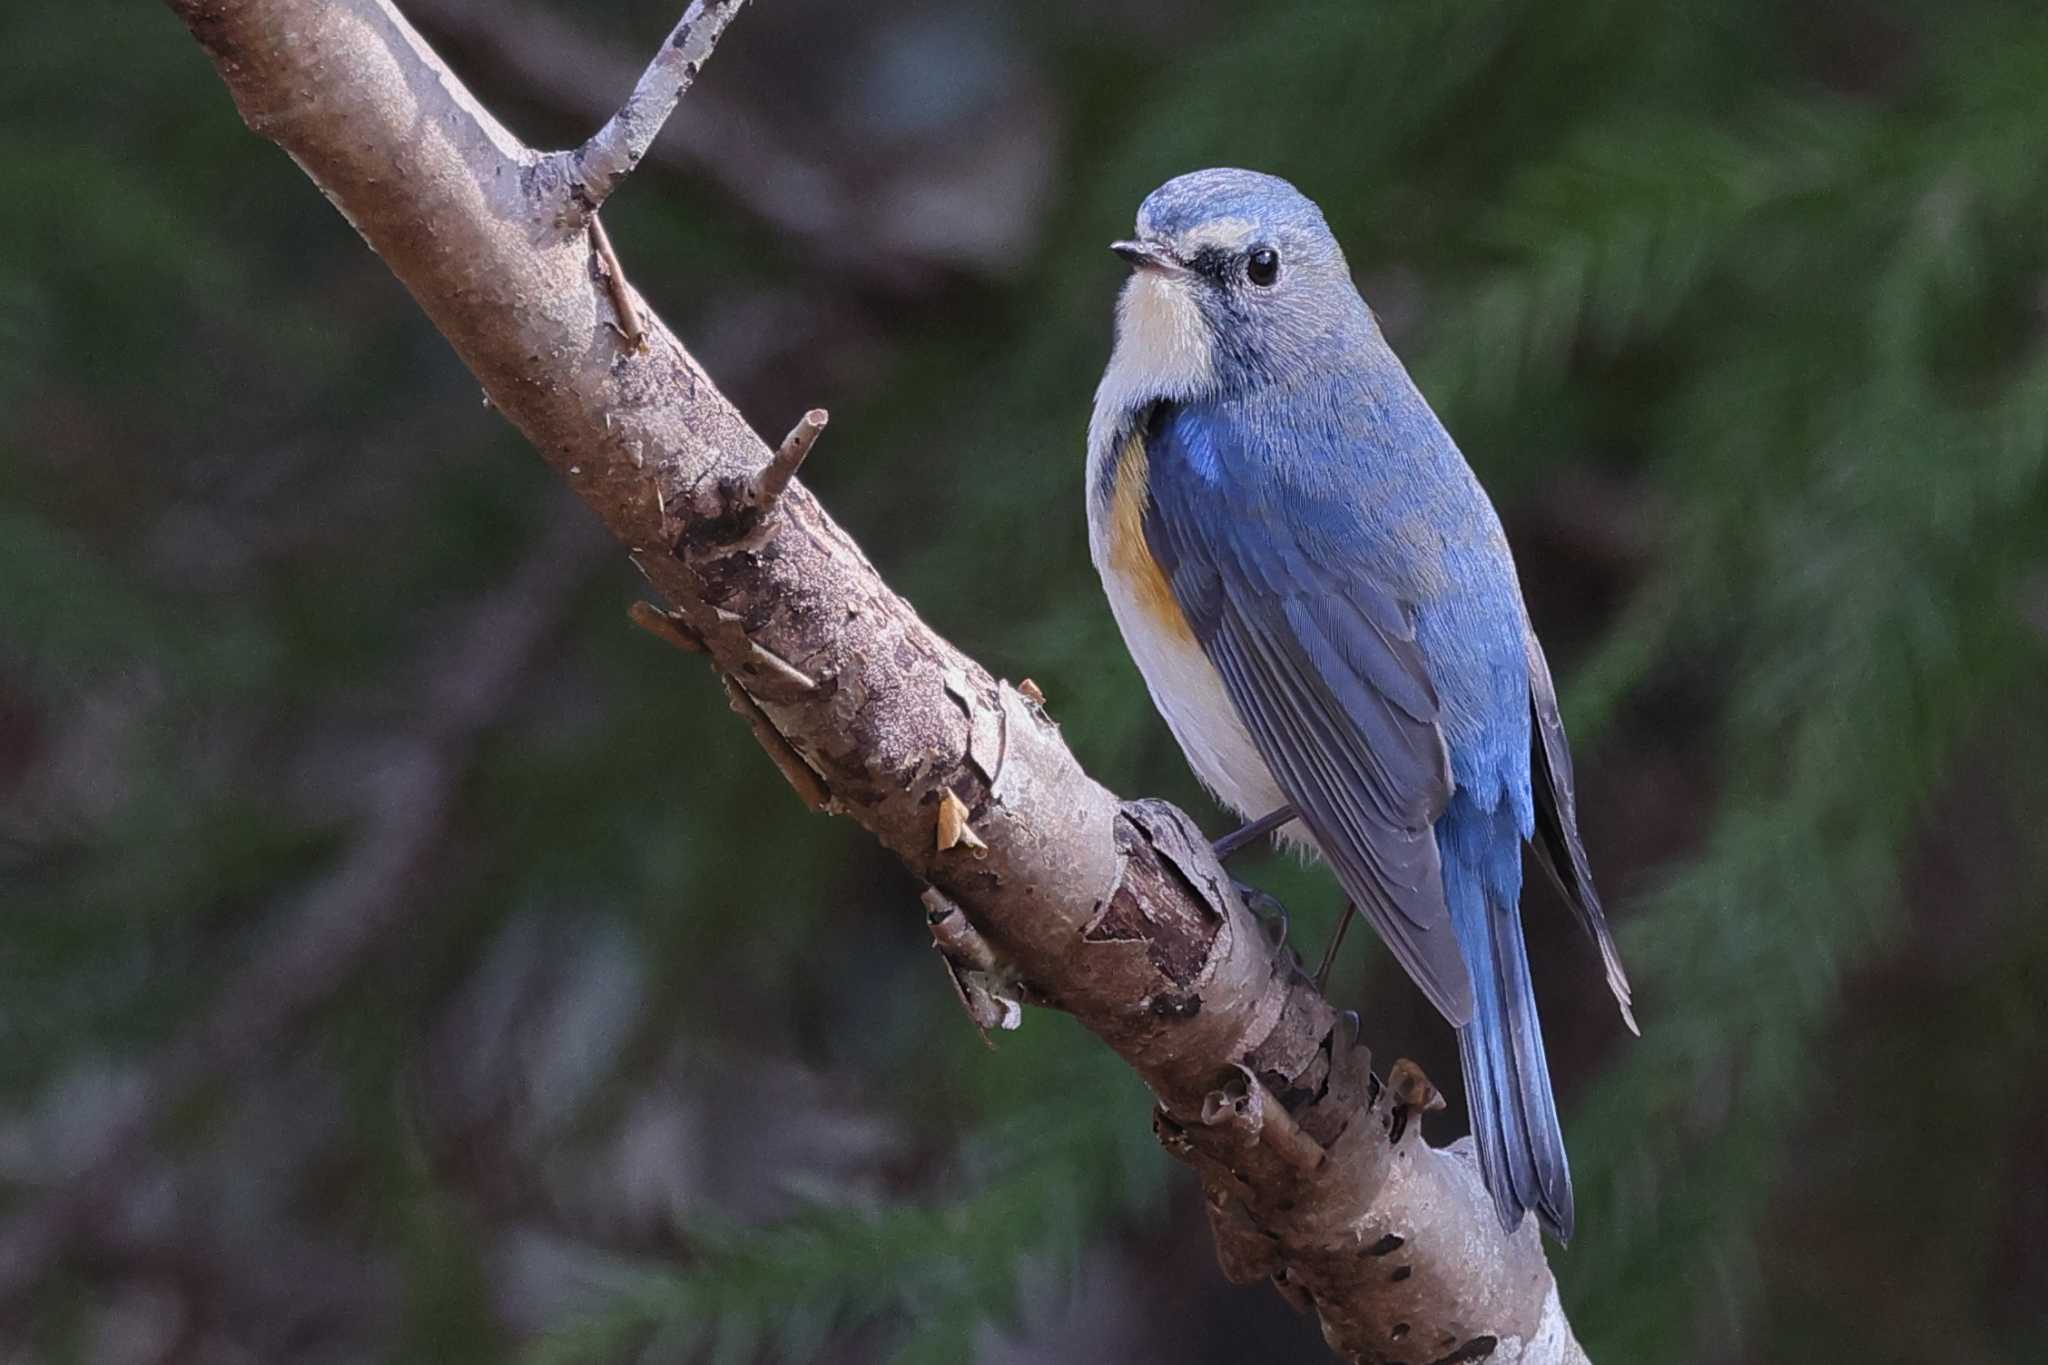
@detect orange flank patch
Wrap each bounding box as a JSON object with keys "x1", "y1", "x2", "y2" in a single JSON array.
[{"x1": 1107, "y1": 432, "x2": 1196, "y2": 645}]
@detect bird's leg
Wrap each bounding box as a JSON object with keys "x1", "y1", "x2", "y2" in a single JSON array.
[
  {"x1": 1211, "y1": 804, "x2": 1295, "y2": 863},
  {"x1": 1313, "y1": 900, "x2": 1359, "y2": 994}
]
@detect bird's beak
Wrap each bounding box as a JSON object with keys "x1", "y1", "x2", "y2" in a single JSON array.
[{"x1": 1111, "y1": 239, "x2": 1183, "y2": 273}]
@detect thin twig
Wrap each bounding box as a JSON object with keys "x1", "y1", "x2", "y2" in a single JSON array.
[
  {"x1": 925, "y1": 887, "x2": 1013, "y2": 1048},
  {"x1": 719, "y1": 675, "x2": 831, "y2": 811},
  {"x1": 571, "y1": 0, "x2": 750, "y2": 213},
  {"x1": 588, "y1": 214, "x2": 645, "y2": 350},
  {"x1": 747, "y1": 408, "x2": 828, "y2": 511},
  {"x1": 923, "y1": 887, "x2": 1000, "y2": 973},
  {"x1": 745, "y1": 639, "x2": 817, "y2": 692},
  {"x1": 1239, "y1": 1066, "x2": 1328, "y2": 1174},
  {"x1": 627, "y1": 599, "x2": 705, "y2": 651},
  {"x1": 1198, "y1": 1066, "x2": 1325, "y2": 1173}
]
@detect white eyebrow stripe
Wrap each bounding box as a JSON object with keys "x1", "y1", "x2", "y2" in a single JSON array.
[{"x1": 1179, "y1": 217, "x2": 1258, "y2": 253}]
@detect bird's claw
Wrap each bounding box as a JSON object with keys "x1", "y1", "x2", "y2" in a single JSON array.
[{"x1": 1230, "y1": 877, "x2": 1293, "y2": 958}]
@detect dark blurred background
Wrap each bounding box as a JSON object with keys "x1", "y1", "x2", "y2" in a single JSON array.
[{"x1": 4, "y1": 0, "x2": 2046, "y2": 1360}]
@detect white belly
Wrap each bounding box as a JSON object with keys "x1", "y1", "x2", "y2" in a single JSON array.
[
  {"x1": 1084, "y1": 302, "x2": 1292, "y2": 835},
  {"x1": 1093, "y1": 543, "x2": 1289, "y2": 825}
]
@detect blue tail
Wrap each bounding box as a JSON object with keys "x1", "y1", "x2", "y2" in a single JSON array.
[{"x1": 1439, "y1": 794, "x2": 1574, "y2": 1242}]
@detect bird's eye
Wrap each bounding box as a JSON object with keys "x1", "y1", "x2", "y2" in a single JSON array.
[{"x1": 1246, "y1": 247, "x2": 1280, "y2": 287}]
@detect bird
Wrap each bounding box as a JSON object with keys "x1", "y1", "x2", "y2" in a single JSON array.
[{"x1": 1084, "y1": 168, "x2": 1635, "y2": 1242}]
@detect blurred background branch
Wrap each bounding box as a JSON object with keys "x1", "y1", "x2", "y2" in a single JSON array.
[
  {"x1": 405, "y1": 0, "x2": 1040, "y2": 286},
  {"x1": 1, "y1": 0, "x2": 2044, "y2": 1361},
  {"x1": 0, "y1": 506, "x2": 609, "y2": 1316}
]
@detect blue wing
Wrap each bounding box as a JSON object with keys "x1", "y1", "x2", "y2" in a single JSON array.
[{"x1": 1140, "y1": 401, "x2": 1476, "y2": 1026}]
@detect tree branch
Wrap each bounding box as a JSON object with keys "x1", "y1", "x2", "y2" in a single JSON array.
[
  {"x1": 157, "y1": 1, "x2": 1590, "y2": 1358},
  {"x1": 405, "y1": 0, "x2": 924, "y2": 282},
  {"x1": 558, "y1": 0, "x2": 748, "y2": 216}
]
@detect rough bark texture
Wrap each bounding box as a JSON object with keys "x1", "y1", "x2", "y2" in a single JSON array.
[{"x1": 162, "y1": 2, "x2": 1590, "y2": 1359}]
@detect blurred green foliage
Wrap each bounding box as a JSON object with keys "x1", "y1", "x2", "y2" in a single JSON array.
[{"x1": 2, "y1": 0, "x2": 2044, "y2": 1361}]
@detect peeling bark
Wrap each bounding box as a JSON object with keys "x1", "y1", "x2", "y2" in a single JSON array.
[{"x1": 161, "y1": 2, "x2": 1590, "y2": 1359}]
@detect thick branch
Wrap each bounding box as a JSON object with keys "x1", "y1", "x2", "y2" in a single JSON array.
[{"x1": 159, "y1": 2, "x2": 1589, "y2": 1359}]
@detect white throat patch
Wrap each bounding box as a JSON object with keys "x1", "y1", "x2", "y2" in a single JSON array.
[{"x1": 1087, "y1": 271, "x2": 1214, "y2": 460}]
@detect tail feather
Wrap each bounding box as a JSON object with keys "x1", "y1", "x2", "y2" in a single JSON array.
[{"x1": 1442, "y1": 802, "x2": 1574, "y2": 1241}]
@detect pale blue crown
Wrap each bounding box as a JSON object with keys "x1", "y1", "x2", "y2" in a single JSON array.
[{"x1": 1135, "y1": 167, "x2": 1332, "y2": 244}]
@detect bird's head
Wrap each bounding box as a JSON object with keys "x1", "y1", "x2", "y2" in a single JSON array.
[{"x1": 1102, "y1": 168, "x2": 1368, "y2": 405}]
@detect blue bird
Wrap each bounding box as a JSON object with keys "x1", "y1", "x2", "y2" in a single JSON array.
[{"x1": 1086, "y1": 168, "x2": 1635, "y2": 1241}]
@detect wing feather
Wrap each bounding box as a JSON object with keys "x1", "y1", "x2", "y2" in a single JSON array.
[
  {"x1": 1526, "y1": 634, "x2": 1637, "y2": 1033},
  {"x1": 1145, "y1": 411, "x2": 1474, "y2": 1025}
]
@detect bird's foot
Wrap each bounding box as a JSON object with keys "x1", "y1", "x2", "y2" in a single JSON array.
[{"x1": 1230, "y1": 878, "x2": 1293, "y2": 958}]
